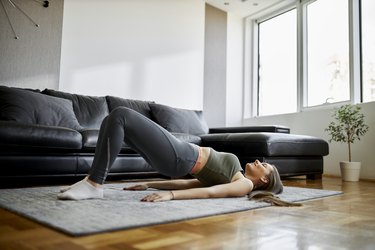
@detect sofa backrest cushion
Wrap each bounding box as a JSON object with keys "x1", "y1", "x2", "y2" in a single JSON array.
[
  {"x1": 42, "y1": 89, "x2": 109, "y2": 129},
  {"x1": 0, "y1": 86, "x2": 82, "y2": 130},
  {"x1": 149, "y1": 103, "x2": 209, "y2": 136},
  {"x1": 106, "y1": 96, "x2": 154, "y2": 119}
]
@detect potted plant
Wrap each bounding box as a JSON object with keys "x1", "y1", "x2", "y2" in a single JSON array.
[{"x1": 325, "y1": 104, "x2": 369, "y2": 181}]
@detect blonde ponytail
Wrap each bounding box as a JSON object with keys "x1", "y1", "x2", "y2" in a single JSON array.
[{"x1": 248, "y1": 191, "x2": 302, "y2": 207}]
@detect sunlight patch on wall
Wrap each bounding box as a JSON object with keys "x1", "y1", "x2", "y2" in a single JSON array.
[
  {"x1": 144, "y1": 50, "x2": 204, "y2": 109},
  {"x1": 62, "y1": 62, "x2": 134, "y2": 97}
]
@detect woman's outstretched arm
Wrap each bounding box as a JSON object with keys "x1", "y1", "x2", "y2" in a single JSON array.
[
  {"x1": 140, "y1": 175, "x2": 253, "y2": 202},
  {"x1": 123, "y1": 178, "x2": 203, "y2": 191}
]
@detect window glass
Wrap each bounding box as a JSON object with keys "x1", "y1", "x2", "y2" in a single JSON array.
[
  {"x1": 306, "y1": 0, "x2": 349, "y2": 106},
  {"x1": 361, "y1": 0, "x2": 375, "y2": 102},
  {"x1": 258, "y1": 9, "x2": 297, "y2": 116}
]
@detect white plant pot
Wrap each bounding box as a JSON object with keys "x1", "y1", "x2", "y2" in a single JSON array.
[{"x1": 340, "y1": 161, "x2": 361, "y2": 182}]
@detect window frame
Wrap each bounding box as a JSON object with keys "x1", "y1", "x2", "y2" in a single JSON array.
[
  {"x1": 358, "y1": 0, "x2": 375, "y2": 103},
  {"x1": 247, "y1": 4, "x2": 297, "y2": 117},
  {"x1": 246, "y1": 0, "x2": 364, "y2": 118},
  {"x1": 256, "y1": 8, "x2": 298, "y2": 116}
]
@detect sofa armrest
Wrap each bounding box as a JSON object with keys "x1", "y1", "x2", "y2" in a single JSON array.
[{"x1": 208, "y1": 125, "x2": 290, "y2": 134}]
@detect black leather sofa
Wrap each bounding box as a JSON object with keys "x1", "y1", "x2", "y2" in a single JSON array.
[{"x1": 0, "y1": 86, "x2": 329, "y2": 182}]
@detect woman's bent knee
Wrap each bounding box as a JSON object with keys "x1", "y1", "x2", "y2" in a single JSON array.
[
  {"x1": 107, "y1": 107, "x2": 134, "y2": 124},
  {"x1": 110, "y1": 107, "x2": 133, "y2": 117}
]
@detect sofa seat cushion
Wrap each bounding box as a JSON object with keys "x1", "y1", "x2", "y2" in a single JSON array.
[
  {"x1": 150, "y1": 103, "x2": 209, "y2": 136},
  {"x1": 106, "y1": 96, "x2": 154, "y2": 119},
  {"x1": 0, "y1": 86, "x2": 82, "y2": 130},
  {"x1": 0, "y1": 121, "x2": 82, "y2": 150},
  {"x1": 80, "y1": 129, "x2": 100, "y2": 149},
  {"x1": 80, "y1": 129, "x2": 137, "y2": 154},
  {"x1": 80, "y1": 130, "x2": 202, "y2": 153},
  {"x1": 172, "y1": 133, "x2": 202, "y2": 145},
  {"x1": 42, "y1": 89, "x2": 109, "y2": 129},
  {"x1": 200, "y1": 132, "x2": 329, "y2": 157}
]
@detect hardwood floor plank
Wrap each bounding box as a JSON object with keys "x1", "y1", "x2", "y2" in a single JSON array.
[
  {"x1": 72, "y1": 229, "x2": 156, "y2": 249},
  {"x1": 132, "y1": 231, "x2": 202, "y2": 250}
]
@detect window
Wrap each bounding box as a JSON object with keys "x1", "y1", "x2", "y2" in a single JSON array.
[
  {"x1": 257, "y1": 9, "x2": 297, "y2": 116},
  {"x1": 250, "y1": 0, "x2": 374, "y2": 117},
  {"x1": 306, "y1": 0, "x2": 350, "y2": 106},
  {"x1": 361, "y1": 0, "x2": 375, "y2": 102}
]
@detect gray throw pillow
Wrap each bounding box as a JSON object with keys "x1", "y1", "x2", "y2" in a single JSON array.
[
  {"x1": 106, "y1": 96, "x2": 154, "y2": 119},
  {"x1": 42, "y1": 89, "x2": 109, "y2": 129},
  {"x1": 149, "y1": 103, "x2": 209, "y2": 136},
  {"x1": 0, "y1": 86, "x2": 82, "y2": 130}
]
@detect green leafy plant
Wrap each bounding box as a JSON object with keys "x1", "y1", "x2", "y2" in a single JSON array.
[{"x1": 325, "y1": 104, "x2": 369, "y2": 162}]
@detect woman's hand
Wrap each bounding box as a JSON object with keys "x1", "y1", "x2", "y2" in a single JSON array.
[
  {"x1": 141, "y1": 192, "x2": 174, "y2": 202},
  {"x1": 123, "y1": 183, "x2": 149, "y2": 191}
]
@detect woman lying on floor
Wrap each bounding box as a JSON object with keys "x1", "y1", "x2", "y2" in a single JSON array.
[{"x1": 58, "y1": 107, "x2": 298, "y2": 206}]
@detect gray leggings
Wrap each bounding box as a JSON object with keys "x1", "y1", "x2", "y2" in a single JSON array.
[{"x1": 88, "y1": 107, "x2": 199, "y2": 184}]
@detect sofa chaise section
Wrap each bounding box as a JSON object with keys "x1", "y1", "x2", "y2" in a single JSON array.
[{"x1": 201, "y1": 131, "x2": 328, "y2": 179}]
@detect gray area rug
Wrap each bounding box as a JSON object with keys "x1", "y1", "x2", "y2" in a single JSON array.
[{"x1": 0, "y1": 183, "x2": 342, "y2": 236}]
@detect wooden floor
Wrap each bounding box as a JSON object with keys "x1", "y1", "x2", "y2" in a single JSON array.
[{"x1": 0, "y1": 177, "x2": 375, "y2": 250}]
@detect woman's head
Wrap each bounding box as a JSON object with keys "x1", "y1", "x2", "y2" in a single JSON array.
[
  {"x1": 244, "y1": 160, "x2": 283, "y2": 194},
  {"x1": 245, "y1": 160, "x2": 300, "y2": 206}
]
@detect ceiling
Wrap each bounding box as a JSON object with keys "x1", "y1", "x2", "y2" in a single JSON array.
[{"x1": 205, "y1": 0, "x2": 294, "y2": 18}]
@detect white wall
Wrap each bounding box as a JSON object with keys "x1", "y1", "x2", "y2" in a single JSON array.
[
  {"x1": 203, "y1": 5, "x2": 244, "y2": 127},
  {"x1": 225, "y1": 13, "x2": 244, "y2": 126},
  {"x1": 203, "y1": 4, "x2": 227, "y2": 127},
  {"x1": 242, "y1": 102, "x2": 375, "y2": 180},
  {"x1": 0, "y1": 0, "x2": 63, "y2": 90},
  {"x1": 60, "y1": 0, "x2": 205, "y2": 109}
]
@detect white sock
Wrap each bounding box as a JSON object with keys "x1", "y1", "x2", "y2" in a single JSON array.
[
  {"x1": 60, "y1": 176, "x2": 88, "y2": 193},
  {"x1": 58, "y1": 179, "x2": 103, "y2": 200}
]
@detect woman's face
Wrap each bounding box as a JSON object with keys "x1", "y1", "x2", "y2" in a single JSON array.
[{"x1": 245, "y1": 159, "x2": 272, "y2": 183}]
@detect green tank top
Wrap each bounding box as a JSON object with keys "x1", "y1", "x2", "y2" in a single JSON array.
[{"x1": 192, "y1": 148, "x2": 243, "y2": 186}]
